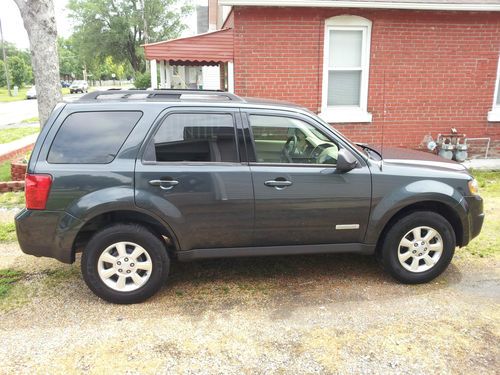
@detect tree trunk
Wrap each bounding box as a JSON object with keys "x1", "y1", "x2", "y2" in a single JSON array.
[{"x1": 13, "y1": 0, "x2": 62, "y2": 128}]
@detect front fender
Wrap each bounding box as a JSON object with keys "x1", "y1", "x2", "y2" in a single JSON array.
[{"x1": 365, "y1": 179, "x2": 467, "y2": 244}]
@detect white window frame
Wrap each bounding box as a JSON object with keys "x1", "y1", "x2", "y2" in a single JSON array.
[
  {"x1": 320, "y1": 15, "x2": 372, "y2": 123},
  {"x1": 488, "y1": 55, "x2": 500, "y2": 122}
]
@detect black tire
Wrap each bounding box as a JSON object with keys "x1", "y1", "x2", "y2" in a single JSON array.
[
  {"x1": 380, "y1": 211, "x2": 455, "y2": 284},
  {"x1": 81, "y1": 224, "x2": 169, "y2": 304}
]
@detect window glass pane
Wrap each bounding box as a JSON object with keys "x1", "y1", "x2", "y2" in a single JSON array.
[
  {"x1": 328, "y1": 71, "x2": 361, "y2": 106},
  {"x1": 48, "y1": 111, "x2": 142, "y2": 164},
  {"x1": 249, "y1": 115, "x2": 338, "y2": 164},
  {"x1": 329, "y1": 30, "x2": 362, "y2": 68},
  {"x1": 152, "y1": 113, "x2": 238, "y2": 162},
  {"x1": 497, "y1": 90, "x2": 500, "y2": 105}
]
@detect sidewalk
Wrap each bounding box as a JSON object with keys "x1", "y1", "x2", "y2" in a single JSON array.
[{"x1": 463, "y1": 158, "x2": 500, "y2": 170}]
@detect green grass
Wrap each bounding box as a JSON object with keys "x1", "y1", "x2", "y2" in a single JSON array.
[
  {"x1": 0, "y1": 127, "x2": 39, "y2": 144},
  {"x1": 0, "y1": 87, "x2": 29, "y2": 102},
  {"x1": 0, "y1": 161, "x2": 10, "y2": 182},
  {"x1": 0, "y1": 269, "x2": 24, "y2": 298},
  {"x1": 21, "y1": 117, "x2": 39, "y2": 123},
  {"x1": 0, "y1": 191, "x2": 25, "y2": 208},
  {"x1": 0, "y1": 222, "x2": 17, "y2": 242},
  {"x1": 464, "y1": 170, "x2": 500, "y2": 257}
]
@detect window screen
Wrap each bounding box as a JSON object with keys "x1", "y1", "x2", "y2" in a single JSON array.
[
  {"x1": 147, "y1": 113, "x2": 238, "y2": 162},
  {"x1": 48, "y1": 111, "x2": 142, "y2": 164}
]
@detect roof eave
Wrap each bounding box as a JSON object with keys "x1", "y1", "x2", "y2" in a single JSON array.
[{"x1": 219, "y1": 0, "x2": 500, "y2": 12}]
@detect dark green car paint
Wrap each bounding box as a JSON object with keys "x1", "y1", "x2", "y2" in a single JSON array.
[{"x1": 15, "y1": 98, "x2": 484, "y2": 264}]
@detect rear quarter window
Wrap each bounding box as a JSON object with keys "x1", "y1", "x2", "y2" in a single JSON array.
[{"x1": 47, "y1": 111, "x2": 142, "y2": 164}]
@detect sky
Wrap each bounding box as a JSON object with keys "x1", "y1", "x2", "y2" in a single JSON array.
[{"x1": 1, "y1": 0, "x2": 205, "y2": 50}]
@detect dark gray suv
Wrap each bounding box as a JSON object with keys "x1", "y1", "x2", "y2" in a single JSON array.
[{"x1": 15, "y1": 90, "x2": 484, "y2": 304}]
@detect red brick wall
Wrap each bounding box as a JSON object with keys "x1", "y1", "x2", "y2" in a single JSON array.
[{"x1": 232, "y1": 7, "x2": 500, "y2": 151}]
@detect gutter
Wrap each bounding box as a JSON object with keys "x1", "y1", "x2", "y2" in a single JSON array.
[{"x1": 219, "y1": 0, "x2": 500, "y2": 12}]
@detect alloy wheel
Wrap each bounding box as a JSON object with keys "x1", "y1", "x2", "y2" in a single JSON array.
[{"x1": 397, "y1": 226, "x2": 443, "y2": 273}]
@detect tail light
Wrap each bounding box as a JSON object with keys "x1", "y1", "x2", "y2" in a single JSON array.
[{"x1": 25, "y1": 174, "x2": 52, "y2": 210}]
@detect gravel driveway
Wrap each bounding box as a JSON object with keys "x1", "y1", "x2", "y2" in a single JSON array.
[{"x1": 0, "y1": 243, "x2": 498, "y2": 374}]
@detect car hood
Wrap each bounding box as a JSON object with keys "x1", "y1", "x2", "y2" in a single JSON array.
[{"x1": 379, "y1": 147, "x2": 467, "y2": 172}]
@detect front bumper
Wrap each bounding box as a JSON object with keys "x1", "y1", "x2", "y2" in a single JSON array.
[
  {"x1": 15, "y1": 209, "x2": 83, "y2": 264},
  {"x1": 461, "y1": 195, "x2": 484, "y2": 246}
]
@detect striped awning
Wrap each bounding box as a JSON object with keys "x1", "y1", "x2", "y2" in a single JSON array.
[{"x1": 143, "y1": 28, "x2": 234, "y2": 65}]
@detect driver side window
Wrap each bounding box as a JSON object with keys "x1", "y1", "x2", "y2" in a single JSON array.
[{"x1": 249, "y1": 115, "x2": 338, "y2": 165}]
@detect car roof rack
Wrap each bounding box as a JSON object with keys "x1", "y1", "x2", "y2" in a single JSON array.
[{"x1": 78, "y1": 89, "x2": 243, "y2": 102}]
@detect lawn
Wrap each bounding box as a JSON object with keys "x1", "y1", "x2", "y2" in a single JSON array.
[
  {"x1": 0, "y1": 191, "x2": 24, "y2": 207},
  {"x1": 0, "y1": 222, "x2": 17, "y2": 242},
  {"x1": 0, "y1": 126, "x2": 39, "y2": 144},
  {"x1": 0, "y1": 87, "x2": 30, "y2": 102},
  {"x1": 0, "y1": 161, "x2": 11, "y2": 181}
]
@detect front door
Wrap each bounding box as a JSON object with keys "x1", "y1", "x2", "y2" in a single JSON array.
[
  {"x1": 135, "y1": 108, "x2": 254, "y2": 251},
  {"x1": 244, "y1": 111, "x2": 371, "y2": 246}
]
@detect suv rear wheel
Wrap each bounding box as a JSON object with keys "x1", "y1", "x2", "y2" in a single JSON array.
[
  {"x1": 380, "y1": 211, "x2": 455, "y2": 284},
  {"x1": 81, "y1": 224, "x2": 169, "y2": 304}
]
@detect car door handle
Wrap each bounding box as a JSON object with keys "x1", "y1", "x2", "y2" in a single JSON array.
[
  {"x1": 264, "y1": 180, "x2": 293, "y2": 188},
  {"x1": 149, "y1": 179, "x2": 179, "y2": 190}
]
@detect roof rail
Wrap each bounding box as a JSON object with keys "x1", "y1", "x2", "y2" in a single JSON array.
[{"x1": 78, "y1": 89, "x2": 242, "y2": 102}]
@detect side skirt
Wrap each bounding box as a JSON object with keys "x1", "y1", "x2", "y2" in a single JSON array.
[{"x1": 176, "y1": 243, "x2": 375, "y2": 262}]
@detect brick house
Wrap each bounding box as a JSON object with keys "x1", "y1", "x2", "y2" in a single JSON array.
[{"x1": 144, "y1": 0, "x2": 500, "y2": 154}]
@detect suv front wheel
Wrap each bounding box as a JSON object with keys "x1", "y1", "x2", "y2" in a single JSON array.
[
  {"x1": 81, "y1": 224, "x2": 169, "y2": 304},
  {"x1": 380, "y1": 211, "x2": 456, "y2": 284}
]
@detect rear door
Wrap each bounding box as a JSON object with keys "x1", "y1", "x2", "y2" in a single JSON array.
[
  {"x1": 135, "y1": 107, "x2": 254, "y2": 251},
  {"x1": 243, "y1": 110, "x2": 372, "y2": 246}
]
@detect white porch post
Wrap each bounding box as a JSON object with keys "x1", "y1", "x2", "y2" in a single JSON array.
[
  {"x1": 227, "y1": 61, "x2": 234, "y2": 93},
  {"x1": 150, "y1": 59, "x2": 158, "y2": 89},
  {"x1": 159, "y1": 60, "x2": 166, "y2": 88},
  {"x1": 165, "y1": 62, "x2": 172, "y2": 89}
]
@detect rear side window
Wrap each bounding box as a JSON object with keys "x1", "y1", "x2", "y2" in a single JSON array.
[
  {"x1": 144, "y1": 113, "x2": 238, "y2": 163},
  {"x1": 48, "y1": 111, "x2": 142, "y2": 164}
]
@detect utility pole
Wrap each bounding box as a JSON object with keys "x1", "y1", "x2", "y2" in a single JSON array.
[{"x1": 0, "y1": 18, "x2": 12, "y2": 96}]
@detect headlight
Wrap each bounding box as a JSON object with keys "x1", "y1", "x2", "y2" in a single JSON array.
[{"x1": 468, "y1": 179, "x2": 480, "y2": 195}]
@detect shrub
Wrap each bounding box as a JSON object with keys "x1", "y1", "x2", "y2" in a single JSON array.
[{"x1": 134, "y1": 72, "x2": 151, "y2": 90}]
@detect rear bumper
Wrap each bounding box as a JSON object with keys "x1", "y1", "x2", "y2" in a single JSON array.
[{"x1": 15, "y1": 209, "x2": 83, "y2": 264}]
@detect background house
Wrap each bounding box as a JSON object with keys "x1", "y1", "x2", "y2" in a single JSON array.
[{"x1": 144, "y1": 0, "x2": 500, "y2": 155}]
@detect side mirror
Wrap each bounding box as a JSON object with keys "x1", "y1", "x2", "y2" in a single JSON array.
[{"x1": 336, "y1": 149, "x2": 358, "y2": 173}]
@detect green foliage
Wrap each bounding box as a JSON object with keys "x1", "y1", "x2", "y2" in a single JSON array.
[
  {"x1": 58, "y1": 37, "x2": 81, "y2": 79},
  {"x1": 0, "y1": 60, "x2": 10, "y2": 87},
  {"x1": 134, "y1": 71, "x2": 151, "y2": 89},
  {"x1": 0, "y1": 269, "x2": 24, "y2": 298},
  {"x1": 8, "y1": 56, "x2": 30, "y2": 88},
  {"x1": 68, "y1": 0, "x2": 192, "y2": 72}
]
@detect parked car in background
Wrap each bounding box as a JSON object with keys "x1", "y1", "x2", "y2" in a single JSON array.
[
  {"x1": 69, "y1": 80, "x2": 88, "y2": 94},
  {"x1": 15, "y1": 90, "x2": 484, "y2": 304},
  {"x1": 26, "y1": 86, "x2": 36, "y2": 99}
]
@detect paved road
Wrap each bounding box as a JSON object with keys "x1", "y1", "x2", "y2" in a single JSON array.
[{"x1": 0, "y1": 94, "x2": 83, "y2": 127}]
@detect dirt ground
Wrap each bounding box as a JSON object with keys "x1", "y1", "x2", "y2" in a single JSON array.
[{"x1": 0, "y1": 242, "x2": 498, "y2": 375}]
